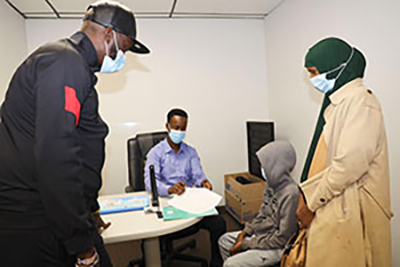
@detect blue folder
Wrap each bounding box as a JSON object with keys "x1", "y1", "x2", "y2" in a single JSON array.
[{"x1": 99, "y1": 195, "x2": 150, "y2": 215}]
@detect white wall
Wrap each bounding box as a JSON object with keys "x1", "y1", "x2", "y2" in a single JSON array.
[
  {"x1": 263, "y1": 0, "x2": 400, "y2": 265},
  {"x1": 0, "y1": 2, "x2": 27, "y2": 102},
  {"x1": 25, "y1": 18, "x2": 270, "y2": 198}
]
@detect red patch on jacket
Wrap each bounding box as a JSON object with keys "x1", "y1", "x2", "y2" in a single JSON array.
[{"x1": 64, "y1": 86, "x2": 81, "y2": 126}]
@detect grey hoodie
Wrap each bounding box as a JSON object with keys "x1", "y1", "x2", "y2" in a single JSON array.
[{"x1": 241, "y1": 141, "x2": 299, "y2": 250}]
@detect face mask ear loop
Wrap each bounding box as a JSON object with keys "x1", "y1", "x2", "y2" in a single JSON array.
[
  {"x1": 104, "y1": 40, "x2": 109, "y2": 57},
  {"x1": 334, "y1": 47, "x2": 355, "y2": 80},
  {"x1": 112, "y1": 30, "x2": 120, "y2": 52}
]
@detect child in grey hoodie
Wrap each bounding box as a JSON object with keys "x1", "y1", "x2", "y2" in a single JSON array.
[{"x1": 219, "y1": 141, "x2": 299, "y2": 267}]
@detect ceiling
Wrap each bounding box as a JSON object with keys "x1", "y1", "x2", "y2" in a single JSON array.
[{"x1": 5, "y1": 0, "x2": 284, "y2": 20}]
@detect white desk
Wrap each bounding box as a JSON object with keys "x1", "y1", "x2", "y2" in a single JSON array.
[{"x1": 100, "y1": 192, "x2": 201, "y2": 267}]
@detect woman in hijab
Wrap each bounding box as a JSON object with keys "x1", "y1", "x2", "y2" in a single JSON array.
[{"x1": 296, "y1": 37, "x2": 393, "y2": 266}]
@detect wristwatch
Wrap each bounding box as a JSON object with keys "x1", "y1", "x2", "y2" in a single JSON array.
[{"x1": 76, "y1": 250, "x2": 99, "y2": 267}]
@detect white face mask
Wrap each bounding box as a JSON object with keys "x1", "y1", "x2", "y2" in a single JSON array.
[
  {"x1": 100, "y1": 30, "x2": 126, "y2": 73},
  {"x1": 310, "y1": 47, "x2": 354, "y2": 94},
  {"x1": 169, "y1": 129, "x2": 186, "y2": 144}
]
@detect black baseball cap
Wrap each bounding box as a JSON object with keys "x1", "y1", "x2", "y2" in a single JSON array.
[{"x1": 84, "y1": 1, "x2": 150, "y2": 54}]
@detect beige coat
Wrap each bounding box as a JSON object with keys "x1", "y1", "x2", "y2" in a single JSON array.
[{"x1": 301, "y1": 79, "x2": 393, "y2": 267}]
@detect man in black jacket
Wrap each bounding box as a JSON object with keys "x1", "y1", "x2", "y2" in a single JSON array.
[{"x1": 0, "y1": 2, "x2": 149, "y2": 266}]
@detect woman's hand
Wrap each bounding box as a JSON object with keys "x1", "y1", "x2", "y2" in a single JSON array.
[{"x1": 296, "y1": 193, "x2": 315, "y2": 228}]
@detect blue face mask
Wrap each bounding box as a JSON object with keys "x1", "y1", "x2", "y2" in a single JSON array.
[
  {"x1": 261, "y1": 168, "x2": 267, "y2": 181},
  {"x1": 310, "y1": 47, "x2": 354, "y2": 94},
  {"x1": 100, "y1": 31, "x2": 126, "y2": 73},
  {"x1": 169, "y1": 130, "x2": 186, "y2": 144}
]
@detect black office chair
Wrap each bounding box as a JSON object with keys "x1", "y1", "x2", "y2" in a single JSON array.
[
  {"x1": 126, "y1": 132, "x2": 207, "y2": 267},
  {"x1": 125, "y1": 131, "x2": 168, "y2": 193}
]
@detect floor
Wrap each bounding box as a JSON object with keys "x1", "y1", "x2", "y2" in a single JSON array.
[{"x1": 105, "y1": 207, "x2": 242, "y2": 267}]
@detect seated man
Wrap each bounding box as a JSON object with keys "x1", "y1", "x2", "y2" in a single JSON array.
[
  {"x1": 144, "y1": 108, "x2": 226, "y2": 267},
  {"x1": 218, "y1": 141, "x2": 299, "y2": 267}
]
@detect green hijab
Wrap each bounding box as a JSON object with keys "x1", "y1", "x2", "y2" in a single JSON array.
[{"x1": 300, "y1": 37, "x2": 367, "y2": 182}]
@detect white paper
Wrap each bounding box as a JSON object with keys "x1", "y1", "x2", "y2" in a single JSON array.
[{"x1": 168, "y1": 187, "x2": 222, "y2": 214}]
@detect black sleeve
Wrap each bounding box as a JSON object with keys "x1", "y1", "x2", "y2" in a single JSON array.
[
  {"x1": 33, "y1": 49, "x2": 97, "y2": 255},
  {"x1": 88, "y1": 191, "x2": 101, "y2": 213}
]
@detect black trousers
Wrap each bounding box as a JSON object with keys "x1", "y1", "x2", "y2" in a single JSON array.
[
  {"x1": 0, "y1": 227, "x2": 75, "y2": 267},
  {"x1": 0, "y1": 227, "x2": 112, "y2": 267},
  {"x1": 95, "y1": 231, "x2": 113, "y2": 267},
  {"x1": 162, "y1": 214, "x2": 227, "y2": 267}
]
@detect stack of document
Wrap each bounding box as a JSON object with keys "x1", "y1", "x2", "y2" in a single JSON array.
[{"x1": 163, "y1": 188, "x2": 222, "y2": 221}]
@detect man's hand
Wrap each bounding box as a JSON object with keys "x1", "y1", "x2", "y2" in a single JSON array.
[
  {"x1": 76, "y1": 247, "x2": 98, "y2": 267},
  {"x1": 93, "y1": 213, "x2": 111, "y2": 234},
  {"x1": 168, "y1": 181, "x2": 187, "y2": 195},
  {"x1": 296, "y1": 193, "x2": 315, "y2": 229},
  {"x1": 229, "y1": 231, "x2": 246, "y2": 256},
  {"x1": 201, "y1": 179, "x2": 213, "y2": 190}
]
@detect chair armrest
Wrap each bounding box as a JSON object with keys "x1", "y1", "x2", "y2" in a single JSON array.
[{"x1": 125, "y1": 185, "x2": 134, "y2": 193}]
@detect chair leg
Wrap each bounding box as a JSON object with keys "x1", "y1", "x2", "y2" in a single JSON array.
[
  {"x1": 174, "y1": 239, "x2": 196, "y2": 253},
  {"x1": 169, "y1": 253, "x2": 208, "y2": 267},
  {"x1": 162, "y1": 238, "x2": 206, "y2": 267},
  {"x1": 128, "y1": 240, "x2": 146, "y2": 267},
  {"x1": 128, "y1": 258, "x2": 145, "y2": 267}
]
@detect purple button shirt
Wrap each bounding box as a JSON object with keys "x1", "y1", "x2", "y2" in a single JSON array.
[{"x1": 144, "y1": 139, "x2": 207, "y2": 197}]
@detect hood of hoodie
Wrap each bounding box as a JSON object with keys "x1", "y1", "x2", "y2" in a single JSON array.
[{"x1": 256, "y1": 140, "x2": 296, "y2": 191}]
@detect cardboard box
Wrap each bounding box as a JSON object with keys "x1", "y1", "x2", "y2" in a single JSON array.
[{"x1": 224, "y1": 172, "x2": 265, "y2": 224}]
